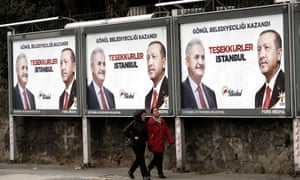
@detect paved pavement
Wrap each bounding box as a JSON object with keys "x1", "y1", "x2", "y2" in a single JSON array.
[{"x1": 0, "y1": 163, "x2": 299, "y2": 180}]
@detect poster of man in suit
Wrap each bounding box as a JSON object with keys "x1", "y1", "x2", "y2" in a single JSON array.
[
  {"x1": 13, "y1": 53, "x2": 36, "y2": 110},
  {"x1": 255, "y1": 29, "x2": 285, "y2": 109},
  {"x1": 85, "y1": 26, "x2": 169, "y2": 114},
  {"x1": 87, "y1": 47, "x2": 115, "y2": 110},
  {"x1": 12, "y1": 35, "x2": 77, "y2": 113},
  {"x1": 179, "y1": 13, "x2": 285, "y2": 111}
]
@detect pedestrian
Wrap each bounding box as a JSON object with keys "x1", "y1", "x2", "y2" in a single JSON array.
[
  {"x1": 147, "y1": 107, "x2": 174, "y2": 179},
  {"x1": 123, "y1": 109, "x2": 150, "y2": 180}
]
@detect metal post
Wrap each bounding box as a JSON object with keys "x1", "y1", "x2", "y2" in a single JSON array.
[
  {"x1": 294, "y1": 118, "x2": 300, "y2": 171},
  {"x1": 82, "y1": 116, "x2": 91, "y2": 167},
  {"x1": 175, "y1": 116, "x2": 185, "y2": 171},
  {"x1": 9, "y1": 115, "x2": 16, "y2": 162}
]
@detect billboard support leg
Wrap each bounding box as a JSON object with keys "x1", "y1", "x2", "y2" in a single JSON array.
[
  {"x1": 82, "y1": 116, "x2": 91, "y2": 167},
  {"x1": 293, "y1": 118, "x2": 300, "y2": 172},
  {"x1": 175, "y1": 116, "x2": 185, "y2": 172},
  {"x1": 9, "y1": 115, "x2": 17, "y2": 163}
]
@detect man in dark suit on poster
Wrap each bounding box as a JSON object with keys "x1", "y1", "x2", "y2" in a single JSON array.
[
  {"x1": 13, "y1": 53, "x2": 36, "y2": 110},
  {"x1": 145, "y1": 41, "x2": 169, "y2": 111},
  {"x1": 59, "y1": 48, "x2": 77, "y2": 110},
  {"x1": 87, "y1": 47, "x2": 115, "y2": 110},
  {"x1": 255, "y1": 29, "x2": 285, "y2": 109},
  {"x1": 181, "y1": 38, "x2": 217, "y2": 109}
]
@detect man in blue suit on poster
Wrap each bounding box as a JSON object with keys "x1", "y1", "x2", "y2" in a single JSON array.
[
  {"x1": 255, "y1": 29, "x2": 285, "y2": 109},
  {"x1": 145, "y1": 41, "x2": 169, "y2": 111},
  {"x1": 59, "y1": 48, "x2": 77, "y2": 110},
  {"x1": 13, "y1": 53, "x2": 36, "y2": 110},
  {"x1": 87, "y1": 47, "x2": 115, "y2": 110},
  {"x1": 181, "y1": 38, "x2": 217, "y2": 109}
]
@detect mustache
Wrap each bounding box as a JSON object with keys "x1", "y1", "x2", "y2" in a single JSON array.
[
  {"x1": 96, "y1": 70, "x2": 105, "y2": 74},
  {"x1": 259, "y1": 57, "x2": 267, "y2": 62},
  {"x1": 195, "y1": 64, "x2": 205, "y2": 69},
  {"x1": 21, "y1": 73, "x2": 28, "y2": 78}
]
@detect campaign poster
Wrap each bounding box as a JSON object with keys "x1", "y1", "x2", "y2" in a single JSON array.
[
  {"x1": 12, "y1": 35, "x2": 77, "y2": 113},
  {"x1": 85, "y1": 26, "x2": 169, "y2": 114},
  {"x1": 180, "y1": 14, "x2": 286, "y2": 113}
]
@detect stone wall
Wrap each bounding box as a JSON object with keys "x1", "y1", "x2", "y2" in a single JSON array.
[
  {"x1": 184, "y1": 118, "x2": 293, "y2": 174},
  {"x1": 0, "y1": 78, "x2": 294, "y2": 174},
  {"x1": 0, "y1": 77, "x2": 9, "y2": 161}
]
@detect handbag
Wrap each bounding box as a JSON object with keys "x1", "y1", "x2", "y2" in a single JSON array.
[
  {"x1": 123, "y1": 120, "x2": 136, "y2": 147},
  {"x1": 125, "y1": 138, "x2": 134, "y2": 147}
]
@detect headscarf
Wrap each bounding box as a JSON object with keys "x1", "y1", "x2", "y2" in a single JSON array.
[{"x1": 133, "y1": 109, "x2": 146, "y2": 122}]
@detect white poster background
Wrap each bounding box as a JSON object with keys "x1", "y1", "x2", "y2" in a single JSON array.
[
  {"x1": 86, "y1": 27, "x2": 168, "y2": 109},
  {"x1": 12, "y1": 36, "x2": 76, "y2": 109},
  {"x1": 180, "y1": 14, "x2": 284, "y2": 109}
]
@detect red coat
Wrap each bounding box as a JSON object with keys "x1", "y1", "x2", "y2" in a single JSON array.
[{"x1": 147, "y1": 117, "x2": 174, "y2": 153}]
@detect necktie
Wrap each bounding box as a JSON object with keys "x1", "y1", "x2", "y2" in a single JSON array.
[
  {"x1": 151, "y1": 89, "x2": 157, "y2": 108},
  {"x1": 100, "y1": 88, "x2": 108, "y2": 110},
  {"x1": 23, "y1": 91, "x2": 30, "y2": 110},
  {"x1": 64, "y1": 91, "x2": 69, "y2": 110},
  {"x1": 263, "y1": 85, "x2": 271, "y2": 109},
  {"x1": 197, "y1": 85, "x2": 207, "y2": 109}
]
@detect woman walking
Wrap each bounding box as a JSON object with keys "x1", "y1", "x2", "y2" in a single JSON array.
[
  {"x1": 147, "y1": 107, "x2": 174, "y2": 179},
  {"x1": 123, "y1": 109, "x2": 150, "y2": 180}
]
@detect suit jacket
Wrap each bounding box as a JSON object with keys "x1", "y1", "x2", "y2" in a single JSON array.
[
  {"x1": 87, "y1": 82, "x2": 115, "y2": 110},
  {"x1": 181, "y1": 77, "x2": 217, "y2": 109},
  {"x1": 13, "y1": 84, "x2": 36, "y2": 110},
  {"x1": 255, "y1": 70, "x2": 285, "y2": 109},
  {"x1": 59, "y1": 79, "x2": 77, "y2": 110},
  {"x1": 145, "y1": 76, "x2": 168, "y2": 110}
]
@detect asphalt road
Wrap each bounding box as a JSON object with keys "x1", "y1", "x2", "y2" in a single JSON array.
[{"x1": 0, "y1": 163, "x2": 298, "y2": 180}]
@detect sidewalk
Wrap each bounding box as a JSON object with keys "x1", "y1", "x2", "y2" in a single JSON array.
[{"x1": 0, "y1": 163, "x2": 298, "y2": 180}]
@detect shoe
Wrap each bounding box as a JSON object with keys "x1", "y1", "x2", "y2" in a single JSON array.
[
  {"x1": 128, "y1": 170, "x2": 134, "y2": 179},
  {"x1": 143, "y1": 176, "x2": 151, "y2": 180},
  {"x1": 158, "y1": 174, "x2": 167, "y2": 178}
]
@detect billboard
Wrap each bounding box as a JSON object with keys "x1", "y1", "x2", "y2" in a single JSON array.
[
  {"x1": 175, "y1": 5, "x2": 292, "y2": 117},
  {"x1": 9, "y1": 29, "x2": 81, "y2": 116},
  {"x1": 82, "y1": 17, "x2": 174, "y2": 116}
]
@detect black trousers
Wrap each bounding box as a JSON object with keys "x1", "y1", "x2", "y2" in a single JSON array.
[
  {"x1": 148, "y1": 152, "x2": 164, "y2": 175},
  {"x1": 129, "y1": 143, "x2": 148, "y2": 177}
]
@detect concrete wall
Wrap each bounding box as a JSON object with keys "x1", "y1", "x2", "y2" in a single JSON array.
[{"x1": 0, "y1": 78, "x2": 294, "y2": 174}]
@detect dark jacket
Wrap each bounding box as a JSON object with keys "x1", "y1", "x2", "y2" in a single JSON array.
[
  {"x1": 87, "y1": 82, "x2": 115, "y2": 110},
  {"x1": 181, "y1": 77, "x2": 217, "y2": 109},
  {"x1": 59, "y1": 79, "x2": 77, "y2": 110},
  {"x1": 13, "y1": 84, "x2": 36, "y2": 110},
  {"x1": 255, "y1": 70, "x2": 285, "y2": 109},
  {"x1": 123, "y1": 118, "x2": 148, "y2": 146},
  {"x1": 145, "y1": 76, "x2": 168, "y2": 110}
]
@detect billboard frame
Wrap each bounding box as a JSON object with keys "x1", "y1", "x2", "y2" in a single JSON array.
[
  {"x1": 174, "y1": 4, "x2": 292, "y2": 118},
  {"x1": 81, "y1": 17, "x2": 175, "y2": 117},
  {"x1": 293, "y1": 3, "x2": 300, "y2": 118},
  {"x1": 8, "y1": 28, "x2": 82, "y2": 117}
]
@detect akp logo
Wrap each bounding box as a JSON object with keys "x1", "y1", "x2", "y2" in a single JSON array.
[
  {"x1": 119, "y1": 89, "x2": 135, "y2": 99},
  {"x1": 222, "y1": 86, "x2": 229, "y2": 96},
  {"x1": 222, "y1": 86, "x2": 242, "y2": 97},
  {"x1": 38, "y1": 91, "x2": 51, "y2": 99}
]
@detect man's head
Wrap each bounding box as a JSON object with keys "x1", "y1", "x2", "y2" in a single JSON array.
[
  {"x1": 185, "y1": 38, "x2": 205, "y2": 85},
  {"x1": 257, "y1": 29, "x2": 282, "y2": 82},
  {"x1": 60, "y1": 48, "x2": 76, "y2": 88},
  {"x1": 16, "y1": 53, "x2": 29, "y2": 89},
  {"x1": 147, "y1": 41, "x2": 166, "y2": 87},
  {"x1": 90, "y1": 47, "x2": 106, "y2": 87}
]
